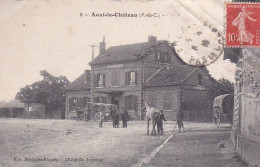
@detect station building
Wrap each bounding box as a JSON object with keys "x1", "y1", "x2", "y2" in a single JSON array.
[{"x1": 65, "y1": 36, "x2": 215, "y2": 120}]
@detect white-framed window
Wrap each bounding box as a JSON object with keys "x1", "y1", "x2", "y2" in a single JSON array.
[
  {"x1": 125, "y1": 71, "x2": 138, "y2": 85},
  {"x1": 130, "y1": 71, "x2": 135, "y2": 85},
  {"x1": 99, "y1": 74, "x2": 104, "y2": 87},
  {"x1": 155, "y1": 51, "x2": 171, "y2": 64},
  {"x1": 95, "y1": 74, "x2": 106, "y2": 87}
]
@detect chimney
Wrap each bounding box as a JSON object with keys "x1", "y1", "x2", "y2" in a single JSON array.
[
  {"x1": 99, "y1": 36, "x2": 106, "y2": 55},
  {"x1": 148, "y1": 36, "x2": 157, "y2": 45}
]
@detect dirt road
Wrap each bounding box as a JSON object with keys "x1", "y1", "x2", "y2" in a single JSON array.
[{"x1": 0, "y1": 119, "x2": 244, "y2": 167}]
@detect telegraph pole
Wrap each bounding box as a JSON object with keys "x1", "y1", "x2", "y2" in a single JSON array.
[{"x1": 89, "y1": 43, "x2": 97, "y2": 60}]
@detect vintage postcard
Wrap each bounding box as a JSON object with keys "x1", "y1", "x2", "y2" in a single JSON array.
[{"x1": 0, "y1": 0, "x2": 259, "y2": 167}]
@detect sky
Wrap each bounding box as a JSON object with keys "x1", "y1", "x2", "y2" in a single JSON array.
[{"x1": 0, "y1": 0, "x2": 235, "y2": 102}]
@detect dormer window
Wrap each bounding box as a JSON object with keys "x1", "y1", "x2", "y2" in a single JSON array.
[
  {"x1": 197, "y1": 74, "x2": 203, "y2": 86},
  {"x1": 155, "y1": 52, "x2": 171, "y2": 64},
  {"x1": 165, "y1": 52, "x2": 171, "y2": 64},
  {"x1": 155, "y1": 52, "x2": 161, "y2": 63}
]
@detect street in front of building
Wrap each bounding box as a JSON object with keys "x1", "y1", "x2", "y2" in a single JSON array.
[{"x1": 0, "y1": 119, "x2": 247, "y2": 167}]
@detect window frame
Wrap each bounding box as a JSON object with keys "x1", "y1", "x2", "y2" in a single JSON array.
[
  {"x1": 125, "y1": 71, "x2": 138, "y2": 86},
  {"x1": 197, "y1": 74, "x2": 203, "y2": 86}
]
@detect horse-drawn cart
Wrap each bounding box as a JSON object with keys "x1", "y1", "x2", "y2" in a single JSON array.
[
  {"x1": 68, "y1": 102, "x2": 117, "y2": 121},
  {"x1": 87, "y1": 102, "x2": 117, "y2": 121},
  {"x1": 213, "y1": 94, "x2": 234, "y2": 127}
]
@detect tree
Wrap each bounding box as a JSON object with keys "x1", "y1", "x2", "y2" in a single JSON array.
[
  {"x1": 207, "y1": 78, "x2": 234, "y2": 101},
  {"x1": 15, "y1": 70, "x2": 70, "y2": 117}
]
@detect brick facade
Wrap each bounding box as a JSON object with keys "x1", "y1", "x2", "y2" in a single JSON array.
[{"x1": 144, "y1": 67, "x2": 214, "y2": 122}]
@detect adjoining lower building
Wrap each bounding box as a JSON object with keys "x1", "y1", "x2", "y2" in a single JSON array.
[
  {"x1": 144, "y1": 65, "x2": 215, "y2": 121},
  {"x1": 65, "y1": 70, "x2": 91, "y2": 119}
]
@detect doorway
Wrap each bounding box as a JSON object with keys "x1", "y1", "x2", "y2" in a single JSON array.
[{"x1": 111, "y1": 96, "x2": 119, "y2": 108}]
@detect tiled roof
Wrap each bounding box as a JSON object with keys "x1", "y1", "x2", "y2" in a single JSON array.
[
  {"x1": 66, "y1": 71, "x2": 91, "y2": 91},
  {"x1": 89, "y1": 41, "x2": 167, "y2": 65},
  {"x1": 145, "y1": 65, "x2": 199, "y2": 86}
]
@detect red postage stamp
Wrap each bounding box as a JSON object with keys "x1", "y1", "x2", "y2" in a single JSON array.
[{"x1": 226, "y1": 3, "x2": 260, "y2": 47}]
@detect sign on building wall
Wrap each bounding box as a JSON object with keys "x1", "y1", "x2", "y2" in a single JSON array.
[{"x1": 107, "y1": 64, "x2": 124, "y2": 69}]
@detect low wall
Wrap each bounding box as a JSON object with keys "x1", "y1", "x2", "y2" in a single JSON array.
[{"x1": 238, "y1": 135, "x2": 260, "y2": 166}]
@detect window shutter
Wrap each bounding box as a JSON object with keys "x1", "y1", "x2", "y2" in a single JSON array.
[
  {"x1": 155, "y1": 52, "x2": 158, "y2": 62},
  {"x1": 125, "y1": 96, "x2": 127, "y2": 110},
  {"x1": 94, "y1": 74, "x2": 99, "y2": 87},
  {"x1": 161, "y1": 54, "x2": 165, "y2": 63},
  {"x1": 135, "y1": 72, "x2": 138, "y2": 85},
  {"x1": 125, "y1": 96, "x2": 129, "y2": 110},
  {"x1": 134, "y1": 96, "x2": 138, "y2": 111},
  {"x1": 125, "y1": 72, "x2": 129, "y2": 85},
  {"x1": 112, "y1": 71, "x2": 115, "y2": 86},
  {"x1": 115, "y1": 71, "x2": 119, "y2": 86},
  {"x1": 129, "y1": 96, "x2": 133, "y2": 110},
  {"x1": 165, "y1": 53, "x2": 171, "y2": 64},
  {"x1": 103, "y1": 74, "x2": 106, "y2": 87}
]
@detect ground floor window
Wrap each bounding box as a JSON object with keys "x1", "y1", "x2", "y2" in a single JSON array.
[
  {"x1": 69, "y1": 97, "x2": 90, "y2": 111},
  {"x1": 163, "y1": 93, "x2": 172, "y2": 110},
  {"x1": 94, "y1": 97, "x2": 106, "y2": 103},
  {"x1": 125, "y1": 95, "x2": 138, "y2": 111}
]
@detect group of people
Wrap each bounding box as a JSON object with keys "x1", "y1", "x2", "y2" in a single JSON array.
[
  {"x1": 143, "y1": 104, "x2": 185, "y2": 134},
  {"x1": 98, "y1": 106, "x2": 129, "y2": 128},
  {"x1": 98, "y1": 103, "x2": 185, "y2": 134}
]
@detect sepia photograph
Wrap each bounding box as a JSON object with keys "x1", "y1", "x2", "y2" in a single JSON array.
[{"x1": 0, "y1": 0, "x2": 259, "y2": 166}]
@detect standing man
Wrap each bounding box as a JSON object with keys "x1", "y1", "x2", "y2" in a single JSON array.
[
  {"x1": 109, "y1": 106, "x2": 115, "y2": 128},
  {"x1": 114, "y1": 107, "x2": 120, "y2": 128},
  {"x1": 83, "y1": 105, "x2": 88, "y2": 122},
  {"x1": 121, "y1": 107, "x2": 129, "y2": 128},
  {"x1": 87, "y1": 105, "x2": 91, "y2": 122},
  {"x1": 157, "y1": 110, "x2": 167, "y2": 134},
  {"x1": 176, "y1": 104, "x2": 184, "y2": 133}
]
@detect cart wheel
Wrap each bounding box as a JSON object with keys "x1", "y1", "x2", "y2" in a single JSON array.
[{"x1": 213, "y1": 109, "x2": 220, "y2": 127}]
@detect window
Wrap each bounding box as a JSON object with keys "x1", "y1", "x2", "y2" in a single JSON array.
[
  {"x1": 125, "y1": 71, "x2": 138, "y2": 85},
  {"x1": 163, "y1": 93, "x2": 172, "y2": 110},
  {"x1": 197, "y1": 74, "x2": 203, "y2": 85},
  {"x1": 111, "y1": 70, "x2": 119, "y2": 86},
  {"x1": 155, "y1": 52, "x2": 163, "y2": 63},
  {"x1": 69, "y1": 98, "x2": 85, "y2": 111},
  {"x1": 73, "y1": 98, "x2": 77, "y2": 104},
  {"x1": 94, "y1": 97, "x2": 106, "y2": 103},
  {"x1": 155, "y1": 51, "x2": 171, "y2": 64},
  {"x1": 95, "y1": 74, "x2": 106, "y2": 87},
  {"x1": 164, "y1": 52, "x2": 171, "y2": 64},
  {"x1": 83, "y1": 97, "x2": 90, "y2": 106},
  {"x1": 125, "y1": 95, "x2": 138, "y2": 111}
]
